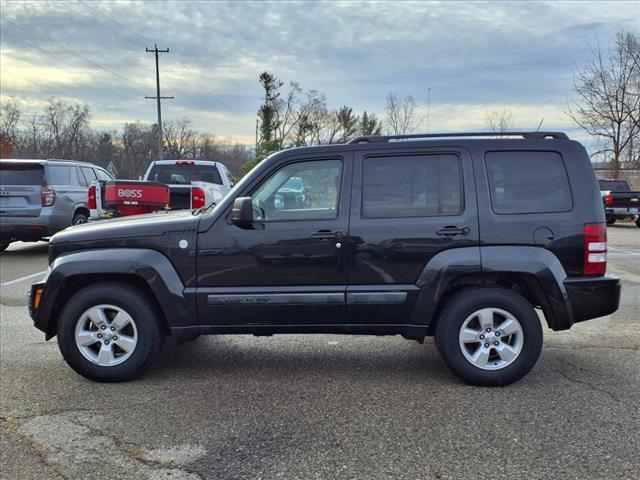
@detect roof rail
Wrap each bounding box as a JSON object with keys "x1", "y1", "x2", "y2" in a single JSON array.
[{"x1": 347, "y1": 131, "x2": 569, "y2": 144}]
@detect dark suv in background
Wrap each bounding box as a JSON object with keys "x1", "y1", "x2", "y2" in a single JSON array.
[
  {"x1": 29, "y1": 132, "x2": 620, "y2": 386},
  {"x1": 0, "y1": 159, "x2": 113, "y2": 251}
]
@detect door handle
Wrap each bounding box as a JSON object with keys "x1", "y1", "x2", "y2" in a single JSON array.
[
  {"x1": 311, "y1": 229, "x2": 342, "y2": 240},
  {"x1": 436, "y1": 226, "x2": 470, "y2": 236}
]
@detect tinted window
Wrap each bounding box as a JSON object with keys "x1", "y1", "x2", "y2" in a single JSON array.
[
  {"x1": 81, "y1": 167, "x2": 97, "y2": 184},
  {"x1": 598, "y1": 180, "x2": 630, "y2": 192},
  {"x1": 0, "y1": 163, "x2": 44, "y2": 185},
  {"x1": 362, "y1": 154, "x2": 462, "y2": 218},
  {"x1": 47, "y1": 165, "x2": 71, "y2": 185},
  {"x1": 253, "y1": 159, "x2": 342, "y2": 220},
  {"x1": 485, "y1": 151, "x2": 572, "y2": 214},
  {"x1": 147, "y1": 164, "x2": 222, "y2": 185}
]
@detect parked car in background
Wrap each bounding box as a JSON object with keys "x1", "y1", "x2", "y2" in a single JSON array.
[
  {"x1": 143, "y1": 160, "x2": 234, "y2": 210},
  {"x1": 0, "y1": 159, "x2": 113, "y2": 251},
  {"x1": 29, "y1": 131, "x2": 620, "y2": 386},
  {"x1": 598, "y1": 179, "x2": 640, "y2": 227}
]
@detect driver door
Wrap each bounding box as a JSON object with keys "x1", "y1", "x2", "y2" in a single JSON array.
[{"x1": 196, "y1": 154, "x2": 352, "y2": 326}]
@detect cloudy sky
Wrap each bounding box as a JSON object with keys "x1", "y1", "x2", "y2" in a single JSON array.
[{"x1": 1, "y1": 0, "x2": 638, "y2": 145}]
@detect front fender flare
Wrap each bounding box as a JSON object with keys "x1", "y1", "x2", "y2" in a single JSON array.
[{"x1": 36, "y1": 248, "x2": 193, "y2": 338}]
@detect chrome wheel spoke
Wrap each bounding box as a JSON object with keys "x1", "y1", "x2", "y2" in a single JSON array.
[
  {"x1": 114, "y1": 334, "x2": 136, "y2": 353},
  {"x1": 87, "y1": 307, "x2": 108, "y2": 327},
  {"x1": 471, "y1": 346, "x2": 491, "y2": 368},
  {"x1": 111, "y1": 311, "x2": 132, "y2": 330},
  {"x1": 97, "y1": 343, "x2": 114, "y2": 364},
  {"x1": 496, "y1": 318, "x2": 519, "y2": 336},
  {"x1": 76, "y1": 330, "x2": 97, "y2": 347},
  {"x1": 460, "y1": 328, "x2": 480, "y2": 344},
  {"x1": 496, "y1": 343, "x2": 518, "y2": 362},
  {"x1": 476, "y1": 309, "x2": 494, "y2": 329}
]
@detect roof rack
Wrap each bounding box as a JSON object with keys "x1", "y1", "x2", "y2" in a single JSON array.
[{"x1": 347, "y1": 131, "x2": 569, "y2": 144}]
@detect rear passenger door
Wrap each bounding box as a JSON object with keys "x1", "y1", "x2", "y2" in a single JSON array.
[{"x1": 347, "y1": 147, "x2": 479, "y2": 324}]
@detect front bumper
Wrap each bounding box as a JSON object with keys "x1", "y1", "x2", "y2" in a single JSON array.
[
  {"x1": 28, "y1": 282, "x2": 48, "y2": 335},
  {"x1": 564, "y1": 275, "x2": 621, "y2": 324}
]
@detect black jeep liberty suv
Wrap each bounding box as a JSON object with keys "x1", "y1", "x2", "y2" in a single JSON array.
[{"x1": 29, "y1": 132, "x2": 621, "y2": 386}]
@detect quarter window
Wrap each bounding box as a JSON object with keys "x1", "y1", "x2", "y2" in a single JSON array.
[
  {"x1": 485, "y1": 151, "x2": 572, "y2": 214},
  {"x1": 81, "y1": 167, "x2": 97, "y2": 184},
  {"x1": 362, "y1": 154, "x2": 462, "y2": 218},
  {"x1": 252, "y1": 159, "x2": 342, "y2": 221}
]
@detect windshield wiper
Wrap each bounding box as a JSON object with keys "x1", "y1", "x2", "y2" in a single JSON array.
[{"x1": 192, "y1": 201, "x2": 216, "y2": 216}]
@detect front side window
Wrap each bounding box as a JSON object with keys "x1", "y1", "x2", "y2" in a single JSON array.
[
  {"x1": 485, "y1": 151, "x2": 573, "y2": 214},
  {"x1": 252, "y1": 159, "x2": 342, "y2": 221},
  {"x1": 362, "y1": 153, "x2": 462, "y2": 218}
]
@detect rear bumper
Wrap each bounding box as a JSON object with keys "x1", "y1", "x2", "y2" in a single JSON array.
[
  {"x1": 564, "y1": 275, "x2": 621, "y2": 325},
  {"x1": 0, "y1": 209, "x2": 64, "y2": 242},
  {"x1": 605, "y1": 207, "x2": 639, "y2": 218}
]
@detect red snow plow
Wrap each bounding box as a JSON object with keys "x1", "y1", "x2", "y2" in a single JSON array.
[{"x1": 89, "y1": 180, "x2": 169, "y2": 219}]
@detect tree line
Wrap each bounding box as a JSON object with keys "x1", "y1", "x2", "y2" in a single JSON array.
[
  {"x1": 0, "y1": 98, "x2": 252, "y2": 178},
  {"x1": 1, "y1": 30, "x2": 638, "y2": 178}
]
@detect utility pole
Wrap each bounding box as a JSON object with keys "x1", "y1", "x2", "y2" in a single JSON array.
[
  {"x1": 145, "y1": 45, "x2": 173, "y2": 160},
  {"x1": 426, "y1": 87, "x2": 431, "y2": 133}
]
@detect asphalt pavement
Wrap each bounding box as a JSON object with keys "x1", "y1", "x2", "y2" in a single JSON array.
[{"x1": 1, "y1": 226, "x2": 639, "y2": 479}]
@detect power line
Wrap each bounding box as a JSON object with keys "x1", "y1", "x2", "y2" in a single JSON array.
[
  {"x1": 0, "y1": 13, "x2": 148, "y2": 97},
  {"x1": 75, "y1": 0, "x2": 155, "y2": 45}
]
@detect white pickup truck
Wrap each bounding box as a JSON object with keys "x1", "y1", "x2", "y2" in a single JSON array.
[
  {"x1": 143, "y1": 160, "x2": 234, "y2": 209},
  {"x1": 89, "y1": 160, "x2": 234, "y2": 220}
]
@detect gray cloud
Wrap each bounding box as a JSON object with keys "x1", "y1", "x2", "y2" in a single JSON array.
[{"x1": 1, "y1": 0, "x2": 638, "y2": 142}]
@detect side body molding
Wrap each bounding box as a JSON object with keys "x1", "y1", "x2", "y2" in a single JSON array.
[
  {"x1": 410, "y1": 247, "x2": 482, "y2": 327},
  {"x1": 37, "y1": 249, "x2": 193, "y2": 338}
]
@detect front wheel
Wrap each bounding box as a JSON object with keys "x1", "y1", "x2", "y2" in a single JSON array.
[
  {"x1": 435, "y1": 287, "x2": 542, "y2": 386},
  {"x1": 57, "y1": 283, "x2": 164, "y2": 382}
]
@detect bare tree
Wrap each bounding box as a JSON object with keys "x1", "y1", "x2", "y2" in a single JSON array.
[
  {"x1": 566, "y1": 31, "x2": 640, "y2": 177},
  {"x1": 164, "y1": 118, "x2": 197, "y2": 159},
  {"x1": 485, "y1": 109, "x2": 514, "y2": 133},
  {"x1": 120, "y1": 122, "x2": 158, "y2": 178},
  {"x1": 384, "y1": 92, "x2": 420, "y2": 135},
  {"x1": 0, "y1": 97, "x2": 21, "y2": 145}
]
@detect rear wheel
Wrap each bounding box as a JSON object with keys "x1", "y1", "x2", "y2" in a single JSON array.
[
  {"x1": 636, "y1": 217, "x2": 640, "y2": 228},
  {"x1": 606, "y1": 216, "x2": 616, "y2": 225},
  {"x1": 57, "y1": 283, "x2": 164, "y2": 382},
  {"x1": 435, "y1": 287, "x2": 542, "y2": 386},
  {"x1": 0, "y1": 243, "x2": 9, "y2": 252},
  {"x1": 72, "y1": 212, "x2": 88, "y2": 225}
]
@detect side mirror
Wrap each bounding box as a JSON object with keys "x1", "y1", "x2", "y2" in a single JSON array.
[{"x1": 230, "y1": 197, "x2": 253, "y2": 225}]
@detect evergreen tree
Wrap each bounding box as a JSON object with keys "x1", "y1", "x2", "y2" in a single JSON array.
[{"x1": 360, "y1": 111, "x2": 382, "y2": 136}]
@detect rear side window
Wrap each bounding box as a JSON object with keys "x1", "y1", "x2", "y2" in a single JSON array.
[
  {"x1": 485, "y1": 151, "x2": 572, "y2": 214},
  {"x1": 0, "y1": 163, "x2": 44, "y2": 185},
  {"x1": 47, "y1": 165, "x2": 71, "y2": 185},
  {"x1": 362, "y1": 153, "x2": 463, "y2": 218}
]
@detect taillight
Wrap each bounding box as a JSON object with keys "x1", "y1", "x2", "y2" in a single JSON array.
[
  {"x1": 583, "y1": 223, "x2": 607, "y2": 276},
  {"x1": 176, "y1": 160, "x2": 195, "y2": 166},
  {"x1": 604, "y1": 192, "x2": 614, "y2": 206},
  {"x1": 42, "y1": 186, "x2": 55, "y2": 207},
  {"x1": 192, "y1": 187, "x2": 205, "y2": 209},
  {"x1": 88, "y1": 185, "x2": 97, "y2": 209}
]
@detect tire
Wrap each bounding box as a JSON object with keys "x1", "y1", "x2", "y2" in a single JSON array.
[
  {"x1": 0, "y1": 243, "x2": 9, "y2": 252},
  {"x1": 72, "y1": 212, "x2": 88, "y2": 225},
  {"x1": 57, "y1": 283, "x2": 165, "y2": 382},
  {"x1": 636, "y1": 217, "x2": 640, "y2": 228},
  {"x1": 435, "y1": 287, "x2": 543, "y2": 386},
  {"x1": 606, "y1": 216, "x2": 616, "y2": 225}
]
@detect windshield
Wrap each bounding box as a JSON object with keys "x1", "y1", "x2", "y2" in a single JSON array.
[
  {"x1": 147, "y1": 163, "x2": 222, "y2": 185},
  {"x1": 598, "y1": 180, "x2": 630, "y2": 191}
]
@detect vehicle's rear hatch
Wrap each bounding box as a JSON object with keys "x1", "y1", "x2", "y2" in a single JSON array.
[
  {"x1": 0, "y1": 162, "x2": 44, "y2": 217},
  {"x1": 608, "y1": 192, "x2": 640, "y2": 209}
]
